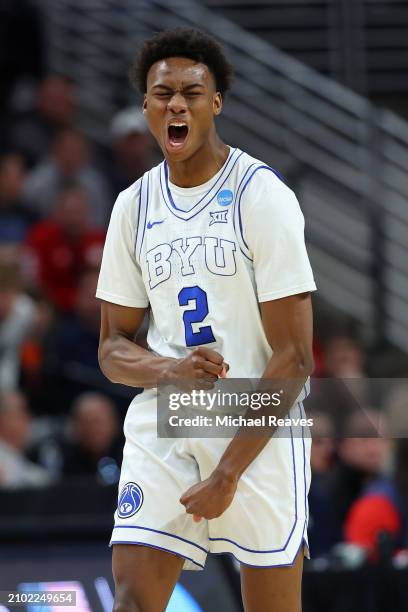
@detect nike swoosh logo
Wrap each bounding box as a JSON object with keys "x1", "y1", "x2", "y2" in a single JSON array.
[{"x1": 147, "y1": 220, "x2": 165, "y2": 229}]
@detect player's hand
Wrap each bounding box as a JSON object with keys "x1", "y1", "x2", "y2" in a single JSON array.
[
  {"x1": 165, "y1": 346, "x2": 229, "y2": 390},
  {"x1": 179, "y1": 468, "x2": 238, "y2": 521}
]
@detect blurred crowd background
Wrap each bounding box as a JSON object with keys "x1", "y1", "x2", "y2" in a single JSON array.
[{"x1": 1, "y1": 2, "x2": 408, "y2": 608}]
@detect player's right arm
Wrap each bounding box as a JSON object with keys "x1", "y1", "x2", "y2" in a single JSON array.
[
  {"x1": 99, "y1": 301, "x2": 167, "y2": 387},
  {"x1": 96, "y1": 187, "x2": 225, "y2": 389},
  {"x1": 98, "y1": 301, "x2": 224, "y2": 388}
]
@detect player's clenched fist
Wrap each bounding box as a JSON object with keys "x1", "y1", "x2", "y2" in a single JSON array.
[
  {"x1": 180, "y1": 468, "x2": 238, "y2": 521},
  {"x1": 164, "y1": 347, "x2": 229, "y2": 390}
]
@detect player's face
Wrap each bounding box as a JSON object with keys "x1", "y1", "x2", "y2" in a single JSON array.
[{"x1": 143, "y1": 57, "x2": 222, "y2": 161}]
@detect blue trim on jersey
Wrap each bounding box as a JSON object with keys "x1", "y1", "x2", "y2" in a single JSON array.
[
  {"x1": 110, "y1": 540, "x2": 205, "y2": 569},
  {"x1": 232, "y1": 163, "x2": 286, "y2": 261},
  {"x1": 208, "y1": 403, "x2": 306, "y2": 554},
  {"x1": 113, "y1": 525, "x2": 208, "y2": 554},
  {"x1": 238, "y1": 165, "x2": 271, "y2": 250},
  {"x1": 234, "y1": 162, "x2": 260, "y2": 201},
  {"x1": 269, "y1": 167, "x2": 286, "y2": 184},
  {"x1": 209, "y1": 400, "x2": 308, "y2": 556},
  {"x1": 209, "y1": 536, "x2": 307, "y2": 568},
  {"x1": 232, "y1": 162, "x2": 260, "y2": 261},
  {"x1": 163, "y1": 148, "x2": 237, "y2": 213},
  {"x1": 302, "y1": 380, "x2": 310, "y2": 524},
  {"x1": 239, "y1": 165, "x2": 286, "y2": 250},
  {"x1": 238, "y1": 247, "x2": 253, "y2": 262},
  {"x1": 133, "y1": 175, "x2": 144, "y2": 257},
  {"x1": 300, "y1": 401, "x2": 308, "y2": 525},
  {"x1": 138, "y1": 171, "x2": 150, "y2": 261},
  {"x1": 160, "y1": 150, "x2": 244, "y2": 221}
]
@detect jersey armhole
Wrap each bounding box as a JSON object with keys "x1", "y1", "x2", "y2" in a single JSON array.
[
  {"x1": 233, "y1": 164, "x2": 283, "y2": 261},
  {"x1": 134, "y1": 171, "x2": 150, "y2": 264}
]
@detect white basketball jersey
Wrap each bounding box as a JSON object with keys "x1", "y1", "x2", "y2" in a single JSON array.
[{"x1": 96, "y1": 147, "x2": 316, "y2": 379}]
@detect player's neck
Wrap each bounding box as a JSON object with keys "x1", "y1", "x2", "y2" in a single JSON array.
[{"x1": 166, "y1": 134, "x2": 229, "y2": 188}]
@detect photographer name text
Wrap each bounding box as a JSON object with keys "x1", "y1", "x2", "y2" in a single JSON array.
[{"x1": 167, "y1": 415, "x2": 313, "y2": 428}]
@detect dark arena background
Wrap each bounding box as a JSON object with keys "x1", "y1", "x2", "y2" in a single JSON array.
[{"x1": 1, "y1": 1, "x2": 408, "y2": 611}]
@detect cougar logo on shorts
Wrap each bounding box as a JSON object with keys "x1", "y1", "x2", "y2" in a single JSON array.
[{"x1": 117, "y1": 482, "x2": 144, "y2": 518}]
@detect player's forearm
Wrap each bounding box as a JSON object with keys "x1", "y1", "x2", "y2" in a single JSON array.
[
  {"x1": 98, "y1": 334, "x2": 177, "y2": 388},
  {"x1": 214, "y1": 351, "x2": 312, "y2": 482}
]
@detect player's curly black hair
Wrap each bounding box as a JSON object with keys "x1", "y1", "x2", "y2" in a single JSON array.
[{"x1": 130, "y1": 27, "x2": 234, "y2": 96}]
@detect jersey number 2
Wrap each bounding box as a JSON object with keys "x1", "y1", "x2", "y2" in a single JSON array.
[{"x1": 178, "y1": 286, "x2": 216, "y2": 347}]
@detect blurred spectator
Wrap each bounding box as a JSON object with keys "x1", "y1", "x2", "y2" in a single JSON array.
[
  {"x1": 0, "y1": 153, "x2": 36, "y2": 244},
  {"x1": 310, "y1": 412, "x2": 336, "y2": 475},
  {"x1": 24, "y1": 185, "x2": 105, "y2": 311},
  {"x1": 308, "y1": 412, "x2": 337, "y2": 556},
  {"x1": 323, "y1": 334, "x2": 365, "y2": 378},
  {"x1": 344, "y1": 478, "x2": 403, "y2": 561},
  {"x1": 312, "y1": 336, "x2": 325, "y2": 377},
  {"x1": 0, "y1": 260, "x2": 36, "y2": 390},
  {"x1": 339, "y1": 410, "x2": 390, "y2": 476},
  {"x1": 385, "y1": 382, "x2": 408, "y2": 438},
  {"x1": 312, "y1": 334, "x2": 370, "y2": 435},
  {"x1": 108, "y1": 107, "x2": 154, "y2": 195},
  {"x1": 0, "y1": 390, "x2": 51, "y2": 488},
  {"x1": 23, "y1": 128, "x2": 111, "y2": 227},
  {"x1": 18, "y1": 298, "x2": 56, "y2": 415},
  {"x1": 42, "y1": 268, "x2": 103, "y2": 407},
  {"x1": 395, "y1": 438, "x2": 408, "y2": 549},
  {"x1": 5, "y1": 75, "x2": 75, "y2": 167},
  {"x1": 60, "y1": 392, "x2": 122, "y2": 480},
  {"x1": 39, "y1": 267, "x2": 134, "y2": 413},
  {"x1": 329, "y1": 409, "x2": 401, "y2": 556},
  {"x1": 342, "y1": 412, "x2": 403, "y2": 560}
]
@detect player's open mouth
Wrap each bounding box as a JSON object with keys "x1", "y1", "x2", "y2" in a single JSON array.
[{"x1": 167, "y1": 122, "x2": 189, "y2": 150}]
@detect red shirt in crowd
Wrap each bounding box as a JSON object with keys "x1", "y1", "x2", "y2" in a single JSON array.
[{"x1": 25, "y1": 220, "x2": 105, "y2": 311}]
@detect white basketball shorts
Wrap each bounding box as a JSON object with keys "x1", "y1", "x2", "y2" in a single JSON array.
[{"x1": 110, "y1": 389, "x2": 311, "y2": 571}]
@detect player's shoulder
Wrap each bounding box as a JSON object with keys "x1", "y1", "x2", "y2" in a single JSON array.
[
  {"x1": 235, "y1": 149, "x2": 296, "y2": 208},
  {"x1": 235, "y1": 149, "x2": 291, "y2": 195},
  {"x1": 114, "y1": 176, "x2": 143, "y2": 213}
]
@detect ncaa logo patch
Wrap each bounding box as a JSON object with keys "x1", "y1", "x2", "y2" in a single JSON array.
[
  {"x1": 217, "y1": 189, "x2": 233, "y2": 206},
  {"x1": 117, "y1": 482, "x2": 144, "y2": 519}
]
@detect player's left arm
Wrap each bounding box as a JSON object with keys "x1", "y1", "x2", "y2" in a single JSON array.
[
  {"x1": 180, "y1": 292, "x2": 313, "y2": 521},
  {"x1": 180, "y1": 171, "x2": 316, "y2": 520}
]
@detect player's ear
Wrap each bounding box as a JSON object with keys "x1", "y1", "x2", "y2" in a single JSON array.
[
  {"x1": 213, "y1": 92, "x2": 223, "y2": 116},
  {"x1": 142, "y1": 94, "x2": 147, "y2": 113}
]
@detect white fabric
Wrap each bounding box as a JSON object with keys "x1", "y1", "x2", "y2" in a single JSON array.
[
  {"x1": 97, "y1": 147, "x2": 316, "y2": 569},
  {"x1": 167, "y1": 160, "x2": 228, "y2": 212},
  {"x1": 96, "y1": 148, "x2": 316, "y2": 378},
  {"x1": 242, "y1": 169, "x2": 317, "y2": 301},
  {"x1": 111, "y1": 392, "x2": 311, "y2": 570},
  {"x1": 96, "y1": 183, "x2": 149, "y2": 308}
]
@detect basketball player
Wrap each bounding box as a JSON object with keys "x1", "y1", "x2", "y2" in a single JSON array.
[{"x1": 97, "y1": 27, "x2": 316, "y2": 612}]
